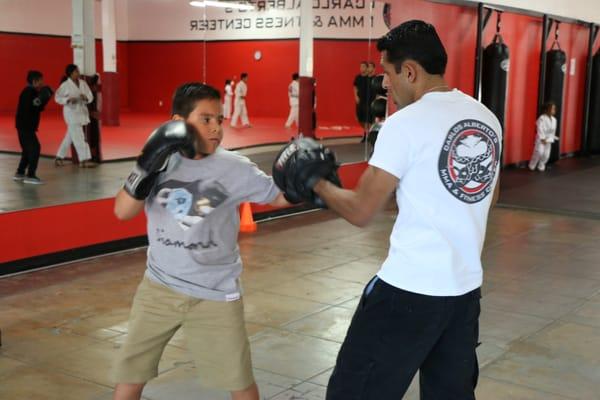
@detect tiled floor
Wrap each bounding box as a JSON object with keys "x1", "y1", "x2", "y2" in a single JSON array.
[
  {"x1": 498, "y1": 156, "x2": 600, "y2": 218},
  {"x1": 1, "y1": 206, "x2": 599, "y2": 399}
]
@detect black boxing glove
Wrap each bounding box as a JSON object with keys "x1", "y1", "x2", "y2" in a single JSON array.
[
  {"x1": 272, "y1": 138, "x2": 341, "y2": 207},
  {"x1": 124, "y1": 120, "x2": 197, "y2": 200},
  {"x1": 38, "y1": 86, "x2": 54, "y2": 106}
]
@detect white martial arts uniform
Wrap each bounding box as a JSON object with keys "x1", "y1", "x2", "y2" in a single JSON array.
[
  {"x1": 55, "y1": 78, "x2": 93, "y2": 161},
  {"x1": 223, "y1": 83, "x2": 233, "y2": 119},
  {"x1": 285, "y1": 80, "x2": 299, "y2": 128},
  {"x1": 529, "y1": 114, "x2": 557, "y2": 171},
  {"x1": 231, "y1": 80, "x2": 249, "y2": 127}
]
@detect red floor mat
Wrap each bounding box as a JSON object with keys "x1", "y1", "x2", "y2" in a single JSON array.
[{"x1": 0, "y1": 111, "x2": 362, "y2": 160}]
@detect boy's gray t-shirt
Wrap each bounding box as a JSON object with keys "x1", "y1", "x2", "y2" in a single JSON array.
[{"x1": 144, "y1": 147, "x2": 280, "y2": 301}]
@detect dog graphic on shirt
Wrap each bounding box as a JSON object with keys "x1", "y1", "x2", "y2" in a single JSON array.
[{"x1": 155, "y1": 179, "x2": 229, "y2": 230}]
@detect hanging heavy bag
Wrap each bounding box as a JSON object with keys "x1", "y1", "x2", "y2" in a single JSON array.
[
  {"x1": 544, "y1": 48, "x2": 567, "y2": 163},
  {"x1": 481, "y1": 34, "x2": 510, "y2": 128},
  {"x1": 587, "y1": 50, "x2": 600, "y2": 154}
]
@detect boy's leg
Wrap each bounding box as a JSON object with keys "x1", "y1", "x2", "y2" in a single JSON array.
[
  {"x1": 113, "y1": 383, "x2": 145, "y2": 400},
  {"x1": 16, "y1": 129, "x2": 31, "y2": 174},
  {"x1": 231, "y1": 103, "x2": 240, "y2": 126},
  {"x1": 529, "y1": 144, "x2": 542, "y2": 170},
  {"x1": 28, "y1": 133, "x2": 41, "y2": 177},
  {"x1": 231, "y1": 383, "x2": 259, "y2": 400},
  {"x1": 56, "y1": 130, "x2": 72, "y2": 159},
  {"x1": 182, "y1": 297, "x2": 256, "y2": 396},
  {"x1": 112, "y1": 278, "x2": 184, "y2": 394},
  {"x1": 241, "y1": 103, "x2": 250, "y2": 126}
]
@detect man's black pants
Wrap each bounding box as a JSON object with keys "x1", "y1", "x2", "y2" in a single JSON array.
[
  {"x1": 17, "y1": 129, "x2": 41, "y2": 177},
  {"x1": 327, "y1": 277, "x2": 481, "y2": 400}
]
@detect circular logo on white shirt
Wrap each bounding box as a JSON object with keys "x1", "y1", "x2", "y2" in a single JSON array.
[{"x1": 438, "y1": 119, "x2": 500, "y2": 204}]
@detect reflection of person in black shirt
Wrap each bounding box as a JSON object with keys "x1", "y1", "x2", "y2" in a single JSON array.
[
  {"x1": 14, "y1": 70, "x2": 53, "y2": 184},
  {"x1": 86, "y1": 74, "x2": 102, "y2": 163},
  {"x1": 353, "y1": 61, "x2": 373, "y2": 141}
]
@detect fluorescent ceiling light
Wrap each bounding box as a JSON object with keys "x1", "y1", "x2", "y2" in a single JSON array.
[{"x1": 189, "y1": 1, "x2": 255, "y2": 10}]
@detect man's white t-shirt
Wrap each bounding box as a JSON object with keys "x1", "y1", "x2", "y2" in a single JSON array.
[{"x1": 369, "y1": 89, "x2": 502, "y2": 296}]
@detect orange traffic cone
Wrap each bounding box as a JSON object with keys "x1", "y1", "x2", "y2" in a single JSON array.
[{"x1": 239, "y1": 202, "x2": 257, "y2": 233}]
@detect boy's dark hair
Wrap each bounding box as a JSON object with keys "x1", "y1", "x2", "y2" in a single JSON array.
[
  {"x1": 241, "y1": 72, "x2": 248, "y2": 79},
  {"x1": 377, "y1": 20, "x2": 447, "y2": 75},
  {"x1": 368, "y1": 61, "x2": 376, "y2": 67},
  {"x1": 171, "y1": 82, "x2": 221, "y2": 118},
  {"x1": 542, "y1": 101, "x2": 556, "y2": 114},
  {"x1": 292, "y1": 73, "x2": 299, "y2": 80},
  {"x1": 360, "y1": 61, "x2": 368, "y2": 66},
  {"x1": 27, "y1": 70, "x2": 43, "y2": 84}
]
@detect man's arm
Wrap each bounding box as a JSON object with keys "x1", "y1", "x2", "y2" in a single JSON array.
[
  {"x1": 491, "y1": 179, "x2": 500, "y2": 207},
  {"x1": 313, "y1": 165, "x2": 398, "y2": 227}
]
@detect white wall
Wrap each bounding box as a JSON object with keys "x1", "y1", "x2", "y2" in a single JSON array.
[
  {"x1": 0, "y1": 0, "x2": 128, "y2": 39},
  {"x1": 125, "y1": 0, "x2": 388, "y2": 41},
  {"x1": 460, "y1": 0, "x2": 600, "y2": 24},
  {"x1": 2, "y1": 0, "x2": 600, "y2": 40}
]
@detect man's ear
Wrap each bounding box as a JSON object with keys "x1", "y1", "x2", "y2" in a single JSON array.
[
  {"x1": 172, "y1": 114, "x2": 184, "y2": 121},
  {"x1": 404, "y1": 61, "x2": 418, "y2": 83}
]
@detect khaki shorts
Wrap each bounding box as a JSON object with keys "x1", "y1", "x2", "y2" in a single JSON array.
[{"x1": 111, "y1": 277, "x2": 254, "y2": 391}]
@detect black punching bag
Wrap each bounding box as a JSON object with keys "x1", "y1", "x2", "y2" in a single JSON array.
[
  {"x1": 587, "y1": 50, "x2": 600, "y2": 153},
  {"x1": 482, "y1": 35, "x2": 509, "y2": 128},
  {"x1": 544, "y1": 49, "x2": 567, "y2": 163}
]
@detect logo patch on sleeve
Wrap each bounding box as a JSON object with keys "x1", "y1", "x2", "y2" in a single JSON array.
[{"x1": 438, "y1": 119, "x2": 500, "y2": 204}]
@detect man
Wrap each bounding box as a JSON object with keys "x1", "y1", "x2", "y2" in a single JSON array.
[
  {"x1": 285, "y1": 73, "x2": 300, "y2": 128},
  {"x1": 353, "y1": 61, "x2": 371, "y2": 141},
  {"x1": 314, "y1": 21, "x2": 502, "y2": 399},
  {"x1": 14, "y1": 70, "x2": 53, "y2": 184},
  {"x1": 231, "y1": 72, "x2": 251, "y2": 128},
  {"x1": 367, "y1": 61, "x2": 377, "y2": 78}
]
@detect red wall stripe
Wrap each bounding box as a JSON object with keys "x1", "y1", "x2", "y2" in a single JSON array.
[{"x1": 0, "y1": 162, "x2": 368, "y2": 266}]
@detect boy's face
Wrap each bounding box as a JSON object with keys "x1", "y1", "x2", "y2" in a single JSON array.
[
  {"x1": 175, "y1": 99, "x2": 224, "y2": 158},
  {"x1": 32, "y1": 78, "x2": 44, "y2": 89}
]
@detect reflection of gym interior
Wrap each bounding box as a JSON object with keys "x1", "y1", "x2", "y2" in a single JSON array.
[{"x1": 1, "y1": 0, "x2": 600, "y2": 399}]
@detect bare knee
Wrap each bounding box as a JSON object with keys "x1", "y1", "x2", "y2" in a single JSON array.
[
  {"x1": 231, "y1": 383, "x2": 259, "y2": 400},
  {"x1": 113, "y1": 382, "x2": 145, "y2": 400}
]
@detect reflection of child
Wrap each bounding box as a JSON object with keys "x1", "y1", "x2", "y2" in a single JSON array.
[
  {"x1": 223, "y1": 79, "x2": 233, "y2": 119},
  {"x1": 529, "y1": 101, "x2": 557, "y2": 172}
]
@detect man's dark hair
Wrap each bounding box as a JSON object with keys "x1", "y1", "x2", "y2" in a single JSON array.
[
  {"x1": 377, "y1": 20, "x2": 447, "y2": 75},
  {"x1": 360, "y1": 61, "x2": 368, "y2": 66},
  {"x1": 292, "y1": 73, "x2": 299, "y2": 80},
  {"x1": 27, "y1": 70, "x2": 43, "y2": 84},
  {"x1": 241, "y1": 72, "x2": 248, "y2": 79},
  {"x1": 368, "y1": 61, "x2": 376, "y2": 67},
  {"x1": 171, "y1": 82, "x2": 221, "y2": 118}
]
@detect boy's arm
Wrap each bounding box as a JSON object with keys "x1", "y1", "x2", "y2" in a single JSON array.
[
  {"x1": 269, "y1": 192, "x2": 292, "y2": 208},
  {"x1": 114, "y1": 188, "x2": 145, "y2": 220}
]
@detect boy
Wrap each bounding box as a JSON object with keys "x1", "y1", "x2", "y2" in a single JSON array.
[{"x1": 112, "y1": 82, "x2": 289, "y2": 400}]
